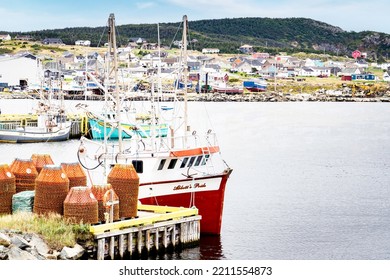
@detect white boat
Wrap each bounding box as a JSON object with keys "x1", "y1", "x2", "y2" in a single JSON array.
[
  {"x1": 77, "y1": 14, "x2": 232, "y2": 235},
  {"x1": 0, "y1": 101, "x2": 71, "y2": 143},
  {"x1": 0, "y1": 124, "x2": 71, "y2": 143}
]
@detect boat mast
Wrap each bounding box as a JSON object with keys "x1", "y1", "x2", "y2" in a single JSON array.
[
  {"x1": 182, "y1": 15, "x2": 189, "y2": 146},
  {"x1": 108, "y1": 13, "x2": 123, "y2": 154}
]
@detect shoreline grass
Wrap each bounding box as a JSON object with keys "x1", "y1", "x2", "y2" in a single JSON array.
[{"x1": 0, "y1": 212, "x2": 93, "y2": 251}]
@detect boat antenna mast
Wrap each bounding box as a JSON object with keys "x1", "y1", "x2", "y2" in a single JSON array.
[
  {"x1": 108, "y1": 13, "x2": 123, "y2": 155},
  {"x1": 182, "y1": 15, "x2": 189, "y2": 147}
]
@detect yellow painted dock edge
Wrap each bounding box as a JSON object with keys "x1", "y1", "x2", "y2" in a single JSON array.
[{"x1": 89, "y1": 205, "x2": 199, "y2": 235}]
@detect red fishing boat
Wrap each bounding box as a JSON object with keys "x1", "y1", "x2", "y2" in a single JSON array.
[{"x1": 77, "y1": 14, "x2": 232, "y2": 235}]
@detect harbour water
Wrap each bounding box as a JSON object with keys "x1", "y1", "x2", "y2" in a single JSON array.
[{"x1": 1, "y1": 99, "x2": 390, "y2": 260}]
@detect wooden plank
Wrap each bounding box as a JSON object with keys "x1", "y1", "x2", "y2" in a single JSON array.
[
  {"x1": 145, "y1": 229, "x2": 151, "y2": 253},
  {"x1": 109, "y1": 236, "x2": 115, "y2": 260},
  {"x1": 127, "y1": 232, "x2": 133, "y2": 257},
  {"x1": 163, "y1": 227, "x2": 168, "y2": 249},
  {"x1": 171, "y1": 225, "x2": 176, "y2": 247},
  {"x1": 97, "y1": 238, "x2": 105, "y2": 260},
  {"x1": 118, "y1": 234, "x2": 124, "y2": 258},
  {"x1": 137, "y1": 230, "x2": 142, "y2": 255},
  {"x1": 155, "y1": 228, "x2": 159, "y2": 251}
]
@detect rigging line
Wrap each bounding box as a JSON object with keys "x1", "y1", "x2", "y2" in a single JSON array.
[
  {"x1": 86, "y1": 169, "x2": 94, "y2": 186},
  {"x1": 186, "y1": 20, "x2": 194, "y2": 51},
  {"x1": 115, "y1": 23, "x2": 123, "y2": 47},
  {"x1": 169, "y1": 21, "x2": 183, "y2": 50},
  {"x1": 189, "y1": 176, "x2": 196, "y2": 208},
  {"x1": 201, "y1": 102, "x2": 217, "y2": 140},
  {"x1": 97, "y1": 25, "x2": 107, "y2": 48}
]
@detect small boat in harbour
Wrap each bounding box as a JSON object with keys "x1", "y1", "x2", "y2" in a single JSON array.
[
  {"x1": 0, "y1": 101, "x2": 71, "y2": 143},
  {"x1": 243, "y1": 79, "x2": 267, "y2": 92},
  {"x1": 212, "y1": 82, "x2": 243, "y2": 94}
]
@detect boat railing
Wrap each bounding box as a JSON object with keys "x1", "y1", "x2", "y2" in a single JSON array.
[
  {"x1": 169, "y1": 130, "x2": 218, "y2": 150},
  {"x1": 79, "y1": 129, "x2": 219, "y2": 161},
  {"x1": 0, "y1": 121, "x2": 37, "y2": 130}
]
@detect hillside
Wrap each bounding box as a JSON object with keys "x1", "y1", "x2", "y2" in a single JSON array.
[{"x1": 3, "y1": 17, "x2": 390, "y2": 61}]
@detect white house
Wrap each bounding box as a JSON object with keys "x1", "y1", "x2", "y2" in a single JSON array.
[
  {"x1": 297, "y1": 67, "x2": 315, "y2": 77},
  {"x1": 139, "y1": 54, "x2": 163, "y2": 68},
  {"x1": 0, "y1": 53, "x2": 43, "y2": 87},
  {"x1": 311, "y1": 67, "x2": 331, "y2": 77},
  {"x1": 202, "y1": 48, "x2": 220, "y2": 54},
  {"x1": 0, "y1": 34, "x2": 11, "y2": 41},
  {"x1": 75, "y1": 40, "x2": 91, "y2": 46}
]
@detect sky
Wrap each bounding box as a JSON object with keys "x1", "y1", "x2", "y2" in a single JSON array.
[{"x1": 1, "y1": 0, "x2": 389, "y2": 34}]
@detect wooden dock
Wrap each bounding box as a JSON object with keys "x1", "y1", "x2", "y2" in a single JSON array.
[{"x1": 89, "y1": 204, "x2": 201, "y2": 260}]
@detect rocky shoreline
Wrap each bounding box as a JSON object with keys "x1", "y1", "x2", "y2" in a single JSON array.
[
  {"x1": 0, "y1": 229, "x2": 86, "y2": 260},
  {"x1": 195, "y1": 90, "x2": 390, "y2": 102},
  {"x1": 1, "y1": 85, "x2": 390, "y2": 103}
]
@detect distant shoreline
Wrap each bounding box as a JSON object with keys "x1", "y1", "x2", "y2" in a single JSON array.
[{"x1": 1, "y1": 88, "x2": 390, "y2": 103}]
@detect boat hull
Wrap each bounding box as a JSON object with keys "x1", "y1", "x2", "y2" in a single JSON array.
[
  {"x1": 243, "y1": 80, "x2": 267, "y2": 92},
  {"x1": 0, "y1": 128, "x2": 70, "y2": 143},
  {"x1": 89, "y1": 119, "x2": 132, "y2": 140},
  {"x1": 139, "y1": 169, "x2": 232, "y2": 235},
  {"x1": 89, "y1": 119, "x2": 168, "y2": 139},
  {"x1": 245, "y1": 86, "x2": 267, "y2": 92}
]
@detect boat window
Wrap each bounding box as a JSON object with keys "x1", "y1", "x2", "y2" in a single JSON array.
[
  {"x1": 158, "y1": 159, "x2": 166, "y2": 170},
  {"x1": 168, "y1": 159, "x2": 178, "y2": 169},
  {"x1": 187, "y1": 156, "x2": 196, "y2": 167},
  {"x1": 180, "y1": 157, "x2": 189, "y2": 168},
  {"x1": 194, "y1": 155, "x2": 203, "y2": 166},
  {"x1": 201, "y1": 154, "x2": 210, "y2": 165},
  {"x1": 132, "y1": 160, "x2": 143, "y2": 173}
]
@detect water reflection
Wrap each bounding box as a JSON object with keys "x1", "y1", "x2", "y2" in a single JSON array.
[
  {"x1": 153, "y1": 234, "x2": 225, "y2": 260},
  {"x1": 199, "y1": 234, "x2": 225, "y2": 260}
]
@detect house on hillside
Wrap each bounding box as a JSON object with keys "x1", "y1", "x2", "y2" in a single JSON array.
[
  {"x1": 42, "y1": 38, "x2": 64, "y2": 45},
  {"x1": 297, "y1": 67, "x2": 315, "y2": 77},
  {"x1": 252, "y1": 52, "x2": 270, "y2": 59},
  {"x1": 162, "y1": 57, "x2": 179, "y2": 68},
  {"x1": 311, "y1": 67, "x2": 331, "y2": 77},
  {"x1": 0, "y1": 34, "x2": 11, "y2": 41},
  {"x1": 58, "y1": 52, "x2": 76, "y2": 69},
  {"x1": 15, "y1": 35, "x2": 33, "y2": 41},
  {"x1": 239, "y1": 44, "x2": 254, "y2": 54},
  {"x1": 304, "y1": 58, "x2": 324, "y2": 67},
  {"x1": 296, "y1": 66, "x2": 331, "y2": 77},
  {"x1": 129, "y1": 37, "x2": 146, "y2": 44},
  {"x1": 235, "y1": 60, "x2": 254, "y2": 73},
  {"x1": 339, "y1": 67, "x2": 362, "y2": 81},
  {"x1": 141, "y1": 43, "x2": 158, "y2": 50},
  {"x1": 204, "y1": 64, "x2": 221, "y2": 72},
  {"x1": 329, "y1": 67, "x2": 342, "y2": 76},
  {"x1": 188, "y1": 61, "x2": 201, "y2": 71},
  {"x1": 202, "y1": 48, "x2": 220, "y2": 54},
  {"x1": 260, "y1": 64, "x2": 278, "y2": 77},
  {"x1": 75, "y1": 40, "x2": 91, "y2": 46},
  {"x1": 127, "y1": 42, "x2": 139, "y2": 50}
]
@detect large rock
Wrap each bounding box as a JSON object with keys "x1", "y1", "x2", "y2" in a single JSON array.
[
  {"x1": 59, "y1": 244, "x2": 85, "y2": 260},
  {"x1": 0, "y1": 232, "x2": 11, "y2": 247},
  {"x1": 7, "y1": 245, "x2": 40, "y2": 260},
  {"x1": 10, "y1": 235, "x2": 30, "y2": 250},
  {"x1": 29, "y1": 233, "x2": 50, "y2": 256}
]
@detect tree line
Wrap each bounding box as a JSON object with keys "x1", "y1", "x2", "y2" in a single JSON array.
[{"x1": 5, "y1": 17, "x2": 390, "y2": 61}]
